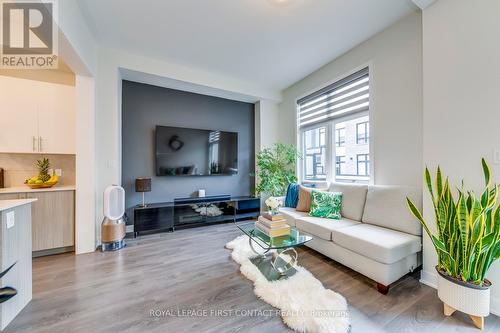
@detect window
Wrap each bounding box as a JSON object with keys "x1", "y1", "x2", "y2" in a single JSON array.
[
  {"x1": 298, "y1": 67, "x2": 370, "y2": 183},
  {"x1": 357, "y1": 154, "x2": 369, "y2": 176},
  {"x1": 303, "y1": 126, "x2": 327, "y2": 180},
  {"x1": 356, "y1": 121, "x2": 369, "y2": 144},
  {"x1": 336, "y1": 156, "x2": 346, "y2": 175},
  {"x1": 335, "y1": 127, "x2": 345, "y2": 147}
]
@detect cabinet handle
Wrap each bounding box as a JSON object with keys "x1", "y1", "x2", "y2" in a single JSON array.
[
  {"x1": 32, "y1": 136, "x2": 37, "y2": 152},
  {"x1": 39, "y1": 136, "x2": 42, "y2": 152}
]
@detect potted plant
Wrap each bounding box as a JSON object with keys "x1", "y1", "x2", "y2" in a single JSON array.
[
  {"x1": 254, "y1": 143, "x2": 301, "y2": 197},
  {"x1": 407, "y1": 159, "x2": 500, "y2": 329}
]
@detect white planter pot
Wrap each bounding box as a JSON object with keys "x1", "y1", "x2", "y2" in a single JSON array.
[{"x1": 436, "y1": 268, "x2": 490, "y2": 317}]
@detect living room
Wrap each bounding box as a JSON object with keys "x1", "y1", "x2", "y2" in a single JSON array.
[{"x1": 0, "y1": 0, "x2": 499, "y2": 332}]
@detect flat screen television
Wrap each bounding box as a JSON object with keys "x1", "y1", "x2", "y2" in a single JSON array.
[{"x1": 155, "y1": 125, "x2": 238, "y2": 176}]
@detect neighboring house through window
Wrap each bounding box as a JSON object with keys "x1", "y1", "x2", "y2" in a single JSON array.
[{"x1": 356, "y1": 121, "x2": 369, "y2": 144}]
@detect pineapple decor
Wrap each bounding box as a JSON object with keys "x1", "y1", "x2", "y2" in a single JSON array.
[
  {"x1": 37, "y1": 158, "x2": 51, "y2": 183},
  {"x1": 25, "y1": 158, "x2": 59, "y2": 188}
]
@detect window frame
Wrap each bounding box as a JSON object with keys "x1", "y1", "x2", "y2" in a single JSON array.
[
  {"x1": 335, "y1": 127, "x2": 345, "y2": 147},
  {"x1": 300, "y1": 123, "x2": 329, "y2": 181},
  {"x1": 298, "y1": 110, "x2": 370, "y2": 184},
  {"x1": 335, "y1": 155, "x2": 346, "y2": 176},
  {"x1": 356, "y1": 121, "x2": 369, "y2": 144},
  {"x1": 356, "y1": 153, "x2": 370, "y2": 176},
  {"x1": 297, "y1": 65, "x2": 373, "y2": 185}
]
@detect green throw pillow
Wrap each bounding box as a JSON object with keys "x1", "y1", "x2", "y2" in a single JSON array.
[{"x1": 309, "y1": 191, "x2": 342, "y2": 219}]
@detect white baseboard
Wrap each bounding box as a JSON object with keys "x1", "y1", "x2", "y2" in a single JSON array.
[
  {"x1": 419, "y1": 269, "x2": 500, "y2": 316},
  {"x1": 420, "y1": 269, "x2": 437, "y2": 288}
]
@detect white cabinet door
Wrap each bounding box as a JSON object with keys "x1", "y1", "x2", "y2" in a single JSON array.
[
  {"x1": 37, "y1": 82, "x2": 76, "y2": 154},
  {"x1": 0, "y1": 77, "x2": 39, "y2": 153}
]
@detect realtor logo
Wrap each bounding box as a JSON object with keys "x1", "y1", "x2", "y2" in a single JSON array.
[{"x1": 1, "y1": 0, "x2": 58, "y2": 69}]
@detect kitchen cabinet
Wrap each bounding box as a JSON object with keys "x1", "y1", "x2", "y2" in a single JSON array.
[
  {"x1": 0, "y1": 79, "x2": 38, "y2": 153},
  {"x1": 0, "y1": 190, "x2": 75, "y2": 254},
  {"x1": 0, "y1": 76, "x2": 75, "y2": 154}
]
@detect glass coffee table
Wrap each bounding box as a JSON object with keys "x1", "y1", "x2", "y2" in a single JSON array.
[{"x1": 236, "y1": 221, "x2": 313, "y2": 281}]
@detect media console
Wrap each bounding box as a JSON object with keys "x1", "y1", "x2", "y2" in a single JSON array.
[{"x1": 133, "y1": 195, "x2": 260, "y2": 237}]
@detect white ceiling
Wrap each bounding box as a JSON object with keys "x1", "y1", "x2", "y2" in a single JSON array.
[{"x1": 78, "y1": 0, "x2": 417, "y2": 92}]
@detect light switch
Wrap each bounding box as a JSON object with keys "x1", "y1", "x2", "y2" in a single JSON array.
[
  {"x1": 494, "y1": 150, "x2": 500, "y2": 164},
  {"x1": 6, "y1": 211, "x2": 14, "y2": 229},
  {"x1": 55, "y1": 169, "x2": 62, "y2": 176}
]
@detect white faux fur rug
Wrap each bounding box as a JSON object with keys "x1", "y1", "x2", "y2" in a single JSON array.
[{"x1": 226, "y1": 235, "x2": 350, "y2": 333}]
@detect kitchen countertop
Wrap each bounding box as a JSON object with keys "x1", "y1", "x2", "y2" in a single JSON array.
[
  {"x1": 0, "y1": 198, "x2": 37, "y2": 211},
  {"x1": 0, "y1": 185, "x2": 76, "y2": 194}
]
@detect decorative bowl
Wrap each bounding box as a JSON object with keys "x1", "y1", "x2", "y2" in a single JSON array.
[{"x1": 25, "y1": 181, "x2": 58, "y2": 189}]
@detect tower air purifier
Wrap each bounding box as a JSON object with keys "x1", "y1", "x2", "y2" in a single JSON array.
[{"x1": 101, "y1": 185, "x2": 126, "y2": 251}]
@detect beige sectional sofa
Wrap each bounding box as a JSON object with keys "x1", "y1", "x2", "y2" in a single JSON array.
[{"x1": 279, "y1": 182, "x2": 423, "y2": 294}]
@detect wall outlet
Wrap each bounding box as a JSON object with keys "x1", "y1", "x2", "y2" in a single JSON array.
[
  {"x1": 6, "y1": 211, "x2": 14, "y2": 229},
  {"x1": 494, "y1": 150, "x2": 500, "y2": 164},
  {"x1": 55, "y1": 169, "x2": 62, "y2": 176}
]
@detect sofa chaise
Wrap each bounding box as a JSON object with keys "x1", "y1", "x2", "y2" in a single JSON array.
[{"x1": 279, "y1": 182, "x2": 423, "y2": 294}]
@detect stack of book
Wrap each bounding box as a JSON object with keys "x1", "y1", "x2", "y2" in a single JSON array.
[{"x1": 255, "y1": 213, "x2": 290, "y2": 238}]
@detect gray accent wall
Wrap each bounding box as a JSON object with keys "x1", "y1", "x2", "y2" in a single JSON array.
[{"x1": 121, "y1": 80, "x2": 255, "y2": 209}]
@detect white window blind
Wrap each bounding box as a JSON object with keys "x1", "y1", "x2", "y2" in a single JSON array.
[{"x1": 297, "y1": 67, "x2": 369, "y2": 128}]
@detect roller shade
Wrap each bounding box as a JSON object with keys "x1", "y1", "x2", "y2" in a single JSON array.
[{"x1": 298, "y1": 67, "x2": 369, "y2": 128}]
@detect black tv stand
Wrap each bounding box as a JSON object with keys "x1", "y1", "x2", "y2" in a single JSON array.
[
  {"x1": 173, "y1": 194, "x2": 231, "y2": 205},
  {"x1": 133, "y1": 196, "x2": 260, "y2": 237}
]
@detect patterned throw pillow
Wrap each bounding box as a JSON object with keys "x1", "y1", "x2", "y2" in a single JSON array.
[{"x1": 309, "y1": 191, "x2": 343, "y2": 219}]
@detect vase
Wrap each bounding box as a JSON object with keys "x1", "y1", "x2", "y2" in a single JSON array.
[
  {"x1": 268, "y1": 208, "x2": 279, "y2": 216},
  {"x1": 436, "y1": 267, "x2": 490, "y2": 329}
]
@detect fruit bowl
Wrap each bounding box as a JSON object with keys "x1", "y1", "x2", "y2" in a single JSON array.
[{"x1": 25, "y1": 181, "x2": 58, "y2": 189}]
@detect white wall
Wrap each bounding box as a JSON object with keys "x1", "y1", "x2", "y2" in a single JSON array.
[
  {"x1": 421, "y1": 0, "x2": 500, "y2": 315},
  {"x1": 255, "y1": 100, "x2": 280, "y2": 152},
  {"x1": 48, "y1": 0, "x2": 98, "y2": 254},
  {"x1": 278, "y1": 11, "x2": 423, "y2": 187},
  {"x1": 75, "y1": 75, "x2": 96, "y2": 254}
]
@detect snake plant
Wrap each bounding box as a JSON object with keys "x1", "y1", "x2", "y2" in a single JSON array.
[{"x1": 407, "y1": 159, "x2": 500, "y2": 286}]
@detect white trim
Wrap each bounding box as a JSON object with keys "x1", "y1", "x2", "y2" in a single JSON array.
[
  {"x1": 411, "y1": 0, "x2": 436, "y2": 10},
  {"x1": 420, "y1": 269, "x2": 438, "y2": 288}
]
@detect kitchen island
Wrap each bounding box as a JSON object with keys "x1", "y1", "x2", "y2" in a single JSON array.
[{"x1": 0, "y1": 199, "x2": 36, "y2": 330}]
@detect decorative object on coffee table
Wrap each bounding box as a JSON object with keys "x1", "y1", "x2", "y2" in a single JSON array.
[
  {"x1": 135, "y1": 177, "x2": 151, "y2": 207},
  {"x1": 226, "y1": 234, "x2": 350, "y2": 332},
  {"x1": 264, "y1": 196, "x2": 281, "y2": 215},
  {"x1": 407, "y1": 158, "x2": 500, "y2": 330},
  {"x1": 235, "y1": 221, "x2": 311, "y2": 280}
]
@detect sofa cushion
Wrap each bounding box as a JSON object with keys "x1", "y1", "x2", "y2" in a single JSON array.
[
  {"x1": 362, "y1": 185, "x2": 422, "y2": 236},
  {"x1": 296, "y1": 186, "x2": 314, "y2": 212},
  {"x1": 279, "y1": 207, "x2": 309, "y2": 227},
  {"x1": 295, "y1": 216, "x2": 360, "y2": 241},
  {"x1": 328, "y1": 182, "x2": 368, "y2": 221},
  {"x1": 310, "y1": 190, "x2": 343, "y2": 219},
  {"x1": 332, "y1": 224, "x2": 422, "y2": 264}
]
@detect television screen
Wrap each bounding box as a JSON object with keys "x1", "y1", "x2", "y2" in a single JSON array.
[{"x1": 155, "y1": 126, "x2": 238, "y2": 176}]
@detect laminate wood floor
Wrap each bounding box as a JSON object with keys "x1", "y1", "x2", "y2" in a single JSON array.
[{"x1": 5, "y1": 223, "x2": 500, "y2": 333}]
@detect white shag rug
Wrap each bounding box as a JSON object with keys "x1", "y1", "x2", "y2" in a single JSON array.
[{"x1": 225, "y1": 235, "x2": 350, "y2": 333}]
